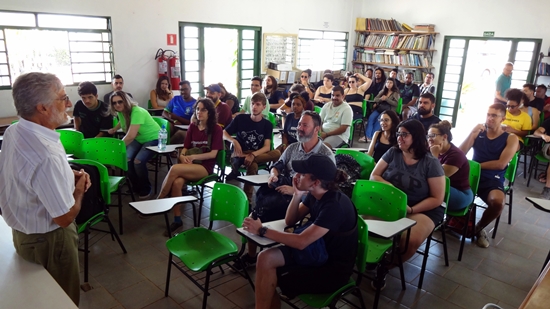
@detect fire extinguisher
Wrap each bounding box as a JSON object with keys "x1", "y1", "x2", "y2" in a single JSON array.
[
  {"x1": 155, "y1": 48, "x2": 168, "y2": 78},
  {"x1": 169, "y1": 53, "x2": 181, "y2": 91}
]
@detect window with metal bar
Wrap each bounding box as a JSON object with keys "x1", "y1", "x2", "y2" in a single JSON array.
[{"x1": 297, "y1": 29, "x2": 348, "y2": 71}]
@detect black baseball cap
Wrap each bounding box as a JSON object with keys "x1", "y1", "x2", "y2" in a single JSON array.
[{"x1": 291, "y1": 154, "x2": 336, "y2": 181}]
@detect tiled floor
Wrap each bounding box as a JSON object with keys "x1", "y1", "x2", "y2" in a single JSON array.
[{"x1": 78, "y1": 134, "x2": 550, "y2": 309}]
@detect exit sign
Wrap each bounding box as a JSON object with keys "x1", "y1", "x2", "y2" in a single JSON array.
[{"x1": 483, "y1": 31, "x2": 495, "y2": 37}]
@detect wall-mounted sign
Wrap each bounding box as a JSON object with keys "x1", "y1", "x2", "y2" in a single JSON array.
[
  {"x1": 167, "y1": 34, "x2": 177, "y2": 45},
  {"x1": 483, "y1": 31, "x2": 495, "y2": 37}
]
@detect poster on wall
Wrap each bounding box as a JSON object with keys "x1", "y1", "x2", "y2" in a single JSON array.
[{"x1": 262, "y1": 33, "x2": 298, "y2": 72}]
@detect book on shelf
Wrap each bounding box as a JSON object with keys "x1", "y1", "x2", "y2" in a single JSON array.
[
  {"x1": 355, "y1": 33, "x2": 435, "y2": 50},
  {"x1": 538, "y1": 62, "x2": 550, "y2": 76},
  {"x1": 355, "y1": 17, "x2": 404, "y2": 31}
]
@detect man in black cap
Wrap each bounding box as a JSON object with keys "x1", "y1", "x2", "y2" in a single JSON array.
[{"x1": 242, "y1": 154, "x2": 358, "y2": 309}]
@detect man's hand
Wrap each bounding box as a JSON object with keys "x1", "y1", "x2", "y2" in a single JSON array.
[
  {"x1": 243, "y1": 216, "x2": 263, "y2": 235},
  {"x1": 276, "y1": 185, "x2": 294, "y2": 195},
  {"x1": 268, "y1": 174, "x2": 279, "y2": 187},
  {"x1": 107, "y1": 128, "x2": 116, "y2": 135},
  {"x1": 292, "y1": 175, "x2": 307, "y2": 198},
  {"x1": 73, "y1": 169, "x2": 90, "y2": 193},
  {"x1": 429, "y1": 144, "x2": 442, "y2": 157},
  {"x1": 471, "y1": 123, "x2": 486, "y2": 136},
  {"x1": 244, "y1": 153, "x2": 255, "y2": 166},
  {"x1": 233, "y1": 142, "x2": 243, "y2": 157}
]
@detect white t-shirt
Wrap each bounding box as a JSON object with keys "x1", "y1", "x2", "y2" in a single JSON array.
[{"x1": 320, "y1": 101, "x2": 353, "y2": 142}]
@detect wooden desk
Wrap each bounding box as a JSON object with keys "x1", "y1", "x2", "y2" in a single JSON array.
[
  {"x1": 129, "y1": 196, "x2": 199, "y2": 237},
  {"x1": 520, "y1": 261, "x2": 550, "y2": 308},
  {"x1": 237, "y1": 174, "x2": 269, "y2": 186},
  {"x1": 0, "y1": 217, "x2": 78, "y2": 309}
]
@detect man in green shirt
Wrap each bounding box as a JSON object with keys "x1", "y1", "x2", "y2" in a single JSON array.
[
  {"x1": 494, "y1": 62, "x2": 513, "y2": 105},
  {"x1": 239, "y1": 76, "x2": 269, "y2": 117}
]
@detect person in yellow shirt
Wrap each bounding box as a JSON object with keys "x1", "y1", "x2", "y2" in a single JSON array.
[{"x1": 502, "y1": 88, "x2": 532, "y2": 149}]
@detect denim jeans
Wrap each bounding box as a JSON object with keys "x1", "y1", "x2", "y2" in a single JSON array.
[
  {"x1": 126, "y1": 139, "x2": 158, "y2": 195},
  {"x1": 365, "y1": 110, "x2": 381, "y2": 139},
  {"x1": 448, "y1": 186, "x2": 474, "y2": 211}
]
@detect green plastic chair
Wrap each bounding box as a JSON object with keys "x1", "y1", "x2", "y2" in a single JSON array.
[
  {"x1": 81, "y1": 137, "x2": 134, "y2": 234},
  {"x1": 152, "y1": 116, "x2": 170, "y2": 137},
  {"x1": 267, "y1": 112, "x2": 278, "y2": 128},
  {"x1": 69, "y1": 159, "x2": 126, "y2": 286},
  {"x1": 314, "y1": 105, "x2": 322, "y2": 114},
  {"x1": 335, "y1": 149, "x2": 375, "y2": 179},
  {"x1": 351, "y1": 180, "x2": 407, "y2": 309},
  {"x1": 187, "y1": 149, "x2": 226, "y2": 226},
  {"x1": 289, "y1": 215, "x2": 367, "y2": 309},
  {"x1": 351, "y1": 99, "x2": 368, "y2": 147},
  {"x1": 417, "y1": 176, "x2": 450, "y2": 289},
  {"x1": 449, "y1": 160, "x2": 481, "y2": 261},
  {"x1": 11, "y1": 119, "x2": 18, "y2": 124},
  {"x1": 57, "y1": 129, "x2": 84, "y2": 158},
  {"x1": 395, "y1": 98, "x2": 403, "y2": 115},
  {"x1": 147, "y1": 99, "x2": 152, "y2": 109},
  {"x1": 164, "y1": 183, "x2": 254, "y2": 309}
]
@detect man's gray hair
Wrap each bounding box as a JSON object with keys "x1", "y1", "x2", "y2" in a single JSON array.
[{"x1": 12, "y1": 72, "x2": 63, "y2": 119}]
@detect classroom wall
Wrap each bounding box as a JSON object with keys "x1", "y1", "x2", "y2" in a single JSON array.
[
  {"x1": 359, "y1": 0, "x2": 550, "y2": 85},
  {"x1": 0, "y1": 0, "x2": 361, "y2": 118}
]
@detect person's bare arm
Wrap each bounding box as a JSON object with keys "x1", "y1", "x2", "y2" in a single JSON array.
[
  {"x1": 410, "y1": 176, "x2": 445, "y2": 213},
  {"x1": 122, "y1": 124, "x2": 140, "y2": 146},
  {"x1": 162, "y1": 110, "x2": 189, "y2": 125},
  {"x1": 226, "y1": 99, "x2": 236, "y2": 111},
  {"x1": 442, "y1": 164, "x2": 460, "y2": 178},
  {"x1": 367, "y1": 131, "x2": 379, "y2": 157},
  {"x1": 370, "y1": 158, "x2": 392, "y2": 185},
  {"x1": 321, "y1": 125, "x2": 349, "y2": 139},
  {"x1": 534, "y1": 126, "x2": 550, "y2": 142},
  {"x1": 73, "y1": 117, "x2": 81, "y2": 131},
  {"x1": 459, "y1": 123, "x2": 485, "y2": 154},
  {"x1": 495, "y1": 90, "x2": 506, "y2": 103},
  {"x1": 150, "y1": 90, "x2": 161, "y2": 109},
  {"x1": 480, "y1": 134, "x2": 518, "y2": 170},
  {"x1": 269, "y1": 98, "x2": 285, "y2": 110}
]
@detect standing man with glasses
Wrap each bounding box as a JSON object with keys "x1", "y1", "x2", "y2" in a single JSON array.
[
  {"x1": 0, "y1": 72, "x2": 91, "y2": 305},
  {"x1": 494, "y1": 63, "x2": 513, "y2": 105},
  {"x1": 501, "y1": 88, "x2": 532, "y2": 150},
  {"x1": 459, "y1": 103, "x2": 518, "y2": 248}
]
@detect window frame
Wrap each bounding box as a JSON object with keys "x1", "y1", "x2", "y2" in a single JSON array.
[
  {"x1": 0, "y1": 10, "x2": 114, "y2": 90},
  {"x1": 297, "y1": 29, "x2": 348, "y2": 71}
]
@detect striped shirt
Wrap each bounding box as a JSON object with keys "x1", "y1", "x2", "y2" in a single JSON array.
[{"x1": 0, "y1": 118, "x2": 75, "y2": 234}]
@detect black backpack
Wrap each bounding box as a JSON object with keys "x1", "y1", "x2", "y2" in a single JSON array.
[
  {"x1": 70, "y1": 162, "x2": 106, "y2": 225},
  {"x1": 335, "y1": 154, "x2": 362, "y2": 198}
]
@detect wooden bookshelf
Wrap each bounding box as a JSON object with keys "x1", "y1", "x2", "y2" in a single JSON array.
[
  {"x1": 352, "y1": 61, "x2": 434, "y2": 70},
  {"x1": 354, "y1": 45, "x2": 436, "y2": 52},
  {"x1": 355, "y1": 30, "x2": 439, "y2": 35}
]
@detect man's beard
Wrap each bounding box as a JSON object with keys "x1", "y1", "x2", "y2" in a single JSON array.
[
  {"x1": 418, "y1": 108, "x2": 430, "y2": 116},
  {"x1": 297, "y1": 130, "x2": 314, "y2": 143}
]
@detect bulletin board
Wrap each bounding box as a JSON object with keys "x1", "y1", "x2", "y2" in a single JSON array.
[{"x1": 262, "y1": 33, "x2": 298, "y2": 72}]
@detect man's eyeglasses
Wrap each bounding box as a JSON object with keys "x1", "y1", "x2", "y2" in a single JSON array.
[
  {"x1": 426, "y1": 133, "x2": 443, "y2": 139},
  {"x1": 111, "y1": 100, "x2": 124, "y2": 105},
  {"x1": 396, "y1": 132, "x2": 411, "y2": 138},
  {"x1": 56, "y1": 95, "x2": 70, "y2": 102}
]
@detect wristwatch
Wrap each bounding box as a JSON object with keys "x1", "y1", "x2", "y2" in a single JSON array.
[{"x1": 259, "y1": 226, "x2": 268, "y2": 237}]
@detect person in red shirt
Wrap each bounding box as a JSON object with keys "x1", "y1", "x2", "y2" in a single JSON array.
[{"x1": 205, "y1": 84, "x2": 232, "y2": 128}]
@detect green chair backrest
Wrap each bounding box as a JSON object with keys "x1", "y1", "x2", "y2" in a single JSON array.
[
  {"x1": 81, "y1": 137, "x2": 128, "y2": 171},
  {"x1": 468, "y1": 160, "x2": 481, "y2": 196},
  {"x1": 444, "y1": 176, "x2": 450, "y2": 207},
  {"x1": 314, "y1": 106, "x2": 322, "y2": 114},
  {"x1": 335, "y1": 149, "x2": 375, "y2": 179},
  {"x1": 11, "y1": 120, "x2": 18, "y2": 124},
  {"x1": 361, "y1": 99, "x2": 368, "y2": 117},
  {"x1": 152, "y1": 116, "x2": 170, "y2": 137},
  {"x1": 210, "y1": 183, "x2": 249, "y2": 227},
  {"x1": 540, "y1": 111, "x2": 545, "y2": 128},
  {"x1": 356, "y1": 216, "x2": 368, "y2": 273},
  {"x1": 352, "y1": 180, "x2": 407, "y2": 220},
  {"x1": 57, "y1": 129, "x2": 84, "y2": 158},
  {"x1": 267, "y1": 112, "x2": 278, "y2": 128},
  {"x1": 396, "y1": 98, "x2": 403, "y2": 115},
  {"x1": 69, "y1": 159, "x2": 111, "y2": 204},
  {"x1": 504, "y1": 152, "x2": 519, "y2": 184},
  {"x1": 147, "y1": 99, "x2": 152, "y2": 109}
]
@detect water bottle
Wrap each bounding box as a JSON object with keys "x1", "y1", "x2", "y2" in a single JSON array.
[{"x1": 158, "y1": 124, "x2": 167, "y2": 150}]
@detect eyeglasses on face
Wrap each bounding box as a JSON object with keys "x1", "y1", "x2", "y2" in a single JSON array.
[
  {"x1": 396, "y1": 132, "x2": 411, "y2": 138},
  {"x1": 56, "y1": 95, "x2": 70, "y2": 102},
  {"x1": 111, "y1": 100, "x2": 124, "y2": 105},
  {"x1": 426, "y1": 133, "x2": 443, "y2": 139},
  {"x1": 506, "y1": 104, "x2": 518, "y2": 109},
  {"x1": 300, "y1": 75, "x2": 308, "y2": 78}
]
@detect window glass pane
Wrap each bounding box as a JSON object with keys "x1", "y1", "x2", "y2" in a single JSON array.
[
  {"x1": 184, "y1": 26, "x2": 199, "y2": 38},
  {"x1": 517, "y1": 41, "x2": 535, "y2": 52},
  {"x1": 68, "y1": 32, "x2": 102, "y2": 41},
  {"x1": 334, "y1": 52, "x2": 346, "y2": 59},
  {"x1": 450, "y1": 39, "x2": 465, "y2": 48},
  {"x1": 184, "y1": 38, "x2": 198, "y2": 49},
  {"x1": 446, "y1": 57, "x2": 463, "y2": 66},
  {"x1": 442, "y1": 90, "x2": 457, "y2": 99},
  {"x1": 445, "y1": 65, "x2": 461, "y2": 74},
  {"x1": 448, "y1": 48, "x2": 464, "y2": 57},
  {"x1": 190, "y1": 82, "x2": 200, "y2": 90},
  {"x1": 298, "y1": 30, "x2": 323, "y2": 39},
  {"x1": 440, "y1": 107, "x2": 454, "y2": 115},
  {"x1": 512, "y1": 71, "x2": 528, "y2": 80},
  {"x1": 38, "y1": 14, "x2": 107, "y2": 29},
  {"x1": 242, "y1": 50, "x2": 254, "y2": 60},
  {"x1": 333, "y1": 59, "x2": 345, "y2": 65},
  {"x1": 71, "y1": 52, "x2": 105, "y2": 62},
  {"x1": 443, "y1": 82, "x2": 459, "y2": 92},
  {"x1": 513, "y1": 61, "x2": 531, "y2": 71},
  {"x1": 0, "y1": 43, "x2": 5, "y2": 52},
  {"x1": 0, "y1": 31, "x2": 3, "y2": 39},
  {"x1": 0, "y1": 64, "x2": 9, "y2": 75},
  {"x1": 334, "y1": 41, "x2": 346, "y2": 47},
  {"x1": 73, "y1": 73, "x2": 107, "y2": 82},
  {"x1": 242, "y1": 30, "x2": 255, "y2": 40},
  {"x1": 103, "y1": 53, "x2": 111, "y2": 62},
  {"x1": 441, "y1": 99, "x2": 455, "y2": 108},
  {"x1": 323, "y1": 32, "x2": 347, "y2": 40},
  {"x1": 184, "y1": 49, "x2": 199, "y2": 60},
  {"x1": 185, "y1": 72, "x2": 199, "y2": 82},
  {"x1": 515, "y1": 51, "x2": 533, "y2": 61},
  {"x1": 72, "y1": 63, "x2": 105, "y2": 73},
  {"x1": 241, "y1": 69, "x2": 253, "y2": 79},
  {"x1": 102, "y1": 32, "x2": 109, "y2": 41},
  {"x1": 0, "y1": 12, "x2": 36, "y2": 27},
  {"x1": 104, "y1": 63, "x2": 111, "y2": 72},
  {"x1": 185, "y1": 60, "x2": 199, "y2": 71},
  {"x1": 334, "y1": 47, "x2": 346, "y2": 53},
  {"x1": 0, "y1": 52, "x2": 6, "y2": 63},
  {"x1": 1, "y1": 76, "x2": 10, "y2": 86},
  {"x1": 242, "y1": 40, "x2": 254, "y2": 50},
  {"x1": 444, "y1": 74, "x2": 460, "y2": 83},
  {"x1": 70, "y1": 41, "x2": 104, "y2": 52},
  {"x1": 242, "y1": 60, "x2": 254, "y2": 69}
]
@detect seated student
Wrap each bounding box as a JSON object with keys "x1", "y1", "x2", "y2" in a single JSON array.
[
  {"x1": 344, "y1": 73, "x2": 372, "y2": 116},
  {"x1": 240, "y1": 76, "x2": 269, "y2": 117},
  {"x1": 263, "y1": 75, "x2": 285, "y2": 112},
  {"x1": 367, "y1": 110, "x2": 399, "y2": 162},
  {"x1": 279, "y1": 93, "x2": 305, "y2": 153},
  {"x1": 73, "y1": 81, "x2": 113, "y2": 138},
  {"x1": 365, "y1": 68, "x2": 373, "y2": 79},
  {"x1": 278, "y1": 84, "x2": 314, "y2": 115},
  {"x1": 150, "y1": 76, "x2": 173, "y2": 109},
  {"x1": 419, "y1": 72, "x2": 436, "y2": 96},
  {"x1": 520, "y1": 91, "x2": 541, "y2": 129},
  {"x1": 502, "y1": 88, "x2": 531, "y2": 149},
  {"x1": 523, "y1": 83, "x2": 545, "y2": 113},
  {"x1": 163, "y1": 80, "x2": 197, "y2": 144},
  {"x1": 400, "y1": 72, "x2": 421, "y2": 120},
  {"x1": 157, "y1": 98, "x2": 223, "y2": 235},
  {"x1": 218, "y1": 82, "x2": 240, "y2": 115},
  {"x1": 314, "y1": 73, "x2": 335, "y2": 104},
  {"x1": 298, "y1": 69, "x2": 316, "y2": 99},
  {"x1": 319, "y1": 86, "x2": 353, "y2": 149},
  {"x1": 108, "y1": 91, "x2": 160, "y2": 199},
  {"x1": 223, "y1": 92, "x2": 281, "y2": 199},
  {"x1": 428, "y1": 121, "x2": 473, "y2": 211},
  {"x1": 242, "y1": 154, "x2": 358, "y2": 309},
  {"x1": 534, "y1": 117, "x2": 550, "y2": 197},
  {"x1": 103, "y1": 74, "x2": 132, "y2": 104},
  {"x1": 411, "y1": 93, "x2": 441, "y2": 133},
  {"x1": 314, "y1": 69, "x2": 333, "y2": 89},
  {"x1": 362, "y1": 78, "x2": 400, "y2": 143},
  {"x1": 371, "y1": 119, "x2": 445, "y2": 282},
  {"x1": 237, "y1": 111, "x2": 335, "y2": 269},
  {"x1": 389, "y1": 69, "x2": 402, "y2": 88},
  {"x1": 205, "y1": 84, "x2": 232, "y2": 128},
  {"x1": 366, "y1": 68, "x2": 387, "y2": 100}
]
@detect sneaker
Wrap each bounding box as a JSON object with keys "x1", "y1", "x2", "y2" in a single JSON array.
[
  {"x1": 233, "y1": 254, "x2": 257, "y2": 271},
  {"x1": 163, "y1": 221, "x2": 183, "y2": 237},
  {"x1": 541, "y1": 187, "x2": 550, "y2": 200},
  {"x1": 370, "y1": 276, "x2": 387, "y2": 291},
  {"x1": 138, "y1": 190, "x2": 152, "y2": 200},
  {"x1": 226, "y1": 170, "x2": 240, "y2": 182},
  {"x1": 476, "y1": 229, "x2": 490, "y2": 248}
]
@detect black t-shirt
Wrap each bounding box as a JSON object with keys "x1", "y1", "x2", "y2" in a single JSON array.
[
  {"x1": 399, "y1": 83, "x2": 420, "y2": 104},
  {"x1": 541, "y1": 118, "x2": 550, "y2": 133},
  {"x1": 283, "y1": 114, "x2": 300, "y2": 145},
  {"x1": 530, "y1": 97, "x2": 545, "y2": 113},
  {"x1": 225, "y1": 114, "x2": 273, "y2": 151},
  {"x1": 367, "y1": 80, "x2": 385, "y2": 97},
  {"x1": 302, "y1": 190, "x2": 358, "y2": 267},
  {"x1": 412, "y1": 114, "x2": 441, "y2": 133},
  {"x1": 73, "y1": 100, "x2": 113, "y2": 138}
]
